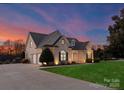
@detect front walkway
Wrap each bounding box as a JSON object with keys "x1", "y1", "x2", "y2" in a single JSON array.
[{"x1": 0, "y1": 64, "x2": 111, "y2": 90}]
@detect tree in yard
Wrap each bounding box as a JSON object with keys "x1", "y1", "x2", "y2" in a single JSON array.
[
  {"x1": 39, "y1": 48, "x2": 54, "y2": 65},
  {"x1": 94, "y1": 48, "x2": 104, "y2": 60},
  {"x1": 108, "y1": 8, "x2": 124, "y2": 58},
  {"x1": 14, "y1": 40, "x2": 25, "y2": 55}
]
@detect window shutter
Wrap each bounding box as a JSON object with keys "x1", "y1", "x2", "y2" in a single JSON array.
[
  {"x1": 66, "y1": 52, "x2": 68, "y2": 61},
  {"x1": 59, "y1": 52, "x2": 61, "y2": 61}
]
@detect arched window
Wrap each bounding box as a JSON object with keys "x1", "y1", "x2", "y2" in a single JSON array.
[
  {"x1": 60, "y1": 50, "x2": 66, "y2": 61},
  {"x1": 30, "y1": 41, "x2": 33, "y2": 48}
]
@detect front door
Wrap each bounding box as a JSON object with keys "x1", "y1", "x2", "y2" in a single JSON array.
[
  {"x1": 59, "y1": 50, "x2": 68, "y2": 64},
  {"x1": 60, "y1": 50, "x2": 66, "y2": 61}
]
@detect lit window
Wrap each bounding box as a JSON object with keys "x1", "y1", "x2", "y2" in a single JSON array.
[
  {"x1": 61, "y1": 39, "x2": 65, "y2": 44},
  {"x1": 30, "y1": 41, "x2": 33, "y2": 47},
  {"x1": 71, "y1": 40, "x2": 75, "y2": 46},
  {"x1": 60, "y1": 50, "x2": 66, "y2": 61}
]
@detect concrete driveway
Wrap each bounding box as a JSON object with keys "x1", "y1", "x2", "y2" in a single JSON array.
[{"x1": 0, "y1": 64, "x2": 111, "y2": 90}]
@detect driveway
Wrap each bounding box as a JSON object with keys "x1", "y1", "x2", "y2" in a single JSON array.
[{"x1": 0, "y1": 64, "x2": 111, "y2": 90}]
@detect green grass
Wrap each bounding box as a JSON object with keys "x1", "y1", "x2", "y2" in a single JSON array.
[{"x1": 42, "y1": 60, "x2": 124, "y2": 89}]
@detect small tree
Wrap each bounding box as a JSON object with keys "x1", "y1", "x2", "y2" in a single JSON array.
[
  {"x1": 94, "y1": 48, "x2": 104, "y2": 60},
  {"x1": 39, "y1": 48, "x2": 54, "y2": 65}
]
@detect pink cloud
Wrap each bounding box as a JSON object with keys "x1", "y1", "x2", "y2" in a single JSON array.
[
  {"x1": 57, "y1": 17, "x2": 88, "y2": 39},
  {"x1": 63, "y1": 18, "x2": 87, "y2": 31},
  {"x1": 0, "y1": 7, "x2": 53, "y2": 33},
  {"x1": 0, "y1": 22, "x2": 27, "y2": 41},
  {"x1": 0, "y1": 6, "x2": 105, "y2": 43},
  {"x1": 0, "y1": 18, "x2": 54, "y2": 42},
  {"x1": 75, "y1": 35, "x2": 89, "y2": 42},
  {"x1": 0, "y1": 7, "x2": 57, "y2": 42},
  {"x1": 28, "y1": 6, "x2": 55, "y2": 23}
]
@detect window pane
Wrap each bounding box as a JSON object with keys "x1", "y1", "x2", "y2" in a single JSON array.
[
  {"x1": 61, "y1": 39, "x2": 65, "y2": 44},
  {"x1": 60, "y1": 50, "x2": 66, "y2": 61}
]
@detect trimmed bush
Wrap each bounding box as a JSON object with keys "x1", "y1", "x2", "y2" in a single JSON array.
[
  {"x1": 0, "y1": 61, "x2": 3, "y2": 64},
  {"x1": 0, "y1": 61, "x2": 11, "y2": 64},
  {"x1": 67, "y1": 62, "x2": 71, "y2": 65},
  {"x1": 86, "y1": 58, "x2": 93, "y2": 63},
  {"x1": 39, "y1": 48, "x2": 54, "y2": 66},
  {"x1": 94, "y1": 58, "x2": 100, "y2": 63},
  {"x1": 21, "y1": 59, "x2": 30, "y2": 64},
  {"x1": 72, "y1": 61, "x2": 77, "y2": 64},
  {"x1": 12, "y1": 57, "x2": 22, "y2": 63}
]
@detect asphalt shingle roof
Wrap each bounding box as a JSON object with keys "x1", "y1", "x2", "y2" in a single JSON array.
[
  {"x1": 29, "y1": 31, "x2": 89, "y2": 50},
  {"x1": 71, "y1": 41, "x2": 89, "y2": 50},
  {"x1": 29, "y1": 32, "x2": 48, "y2": 47},
  {"x1": 38, "y1": 31, "x2": 62, "y2": 47}
]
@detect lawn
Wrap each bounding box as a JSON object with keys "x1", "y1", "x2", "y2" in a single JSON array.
[{"x1": 42, "y1": 60, "x2": 124, "y2": 89}]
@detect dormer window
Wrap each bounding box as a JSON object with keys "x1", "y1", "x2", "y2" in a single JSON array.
[
  {"x1": 71, "y1": 40, "x2": 75, "y2": 46},
  {"x1": 30, "y1": 41, "x2": 33, "y2": 48},
  {"x1": 61, "y1": 39, "x2": 65, "y2": 44}
]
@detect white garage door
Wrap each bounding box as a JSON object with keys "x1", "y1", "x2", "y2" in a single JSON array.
[
  {"x1": 37, "y1": 54, "x2": 42, "y2": 65},
  {"x1": 33, "y1": 54, "x2": 36, "y2": 64}
]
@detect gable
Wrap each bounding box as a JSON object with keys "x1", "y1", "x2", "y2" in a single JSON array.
[
  {"x1": 38, "y1": 31, "x2": 62, "y2": 47},
  {"x1": 67, "y1": 37, "x2": 89, "y2": 50},
  {"x1": 54, "y1": 36, "x2": 70, "y2": 47},
  {"x1": 30, "y1": 32, "x2": 47, "y2": 47},
  {"x1": 25, "y1": 34, "x2": 37, "y2": 49}
]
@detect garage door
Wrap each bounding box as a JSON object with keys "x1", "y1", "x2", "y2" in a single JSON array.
[
  {"x1": 73, "y1": 53, "x2": 78, "y2": 62},
  {"x1": 33, "y1": 54, "x2": 36, "y2": 64}
]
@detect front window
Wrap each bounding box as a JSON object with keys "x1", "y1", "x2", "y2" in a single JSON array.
[
  {"x1": 60, "y1": 50, "x2": 66, "y2": 61},
  {"x1": 30, "y1": 41, "x2": 33, "y2": 48},
  {"x1": 71, "y1": 40, "x2": 75, "y2": 46},
  {"x1": 61, "y1": 39, "x2": 65, "y2": 44}
]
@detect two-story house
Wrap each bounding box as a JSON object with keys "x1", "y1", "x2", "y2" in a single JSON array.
[{"x1": 25, "y1": 31, "x2": 94, "y2": 65}]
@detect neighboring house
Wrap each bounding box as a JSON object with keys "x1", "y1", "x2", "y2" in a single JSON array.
[{"x1": 25, "y1": 31, "x2": 94, "y2": 65}]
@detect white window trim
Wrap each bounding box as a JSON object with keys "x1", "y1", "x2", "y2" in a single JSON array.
[
  {"x1": 60, "y1": 50, "x2": 66, "y2": 61},
  {"x1": 30, "y1": 41, "x2": 33, "y2": 48},
  {"x1": 71, "y1": 40, "x2": 75, "y2": 46},
  {"x1": 61, "y1": 39, "x2": 65, "y2": 44}
]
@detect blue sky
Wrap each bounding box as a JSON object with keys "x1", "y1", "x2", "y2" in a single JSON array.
[{"x1": 0, "y1": 3, "x2": 124, "y2": 44}]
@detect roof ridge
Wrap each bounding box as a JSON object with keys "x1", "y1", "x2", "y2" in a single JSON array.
[{"x1": 29, "y1": 32, "x2": 48, "y2": 36}]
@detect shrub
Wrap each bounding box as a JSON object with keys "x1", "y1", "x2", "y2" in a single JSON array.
[
  {"x1": 39, "y1": 48, "x2": 54, "y2": 65},
  {"x1": 0, "y1": 61, "x2": 3, "y2": 64},
  {"x1": 94, "y1": 58, "x2": 100, "y2": 63},
  {"x1": 86, "y1": 58, "x2": 93, "y2": 63},
  {"x1": 47, "y1": 62, "x2": 54, "y2": 66},
  {"x1": 4, "y1": 60, "x2": 11, "y2": 64},
  {"x1": 60, "y1": 61, "x2": 67, "y2": 65},
  {"x1": 12, "y1": 57, "x2": 22, "y2": 63},
  {"x1": 21, "y1": 59, "x2": 30, "y2": 64},
  {"x1": 72, "y1": 61, "x2": 77, "y2": 64},
  {"x1": 67, "y1": 62, "x2": 71, "y2": 65}
]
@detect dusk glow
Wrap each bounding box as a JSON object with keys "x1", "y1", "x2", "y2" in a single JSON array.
[{"x1": 0, "y1": 4, "x2": 124, "y2": 44}]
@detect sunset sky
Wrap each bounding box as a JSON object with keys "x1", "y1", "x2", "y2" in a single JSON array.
[{"x1": 0, "y1": 3, "x2": 124, "y2": 45}]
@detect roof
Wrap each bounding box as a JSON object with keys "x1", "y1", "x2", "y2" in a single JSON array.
[
  {"x1": 67, "y1": 37, "x2": 78, "y2": 43},
  {"x1": 67, "y1": 37, "x2": 89, "y2": 50},
  {"x1": 29, "y1": 32, "x2": 48, "y2": 47},
  {"x1": 38, "y1": 31, "x2": 62, "y2": 47},
  {"x1": 69, "y1": 41, "x2": 89, "y2": 50},
  {"x1": 29, "y1": 31, "x2": 89, "y2": 50}
]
